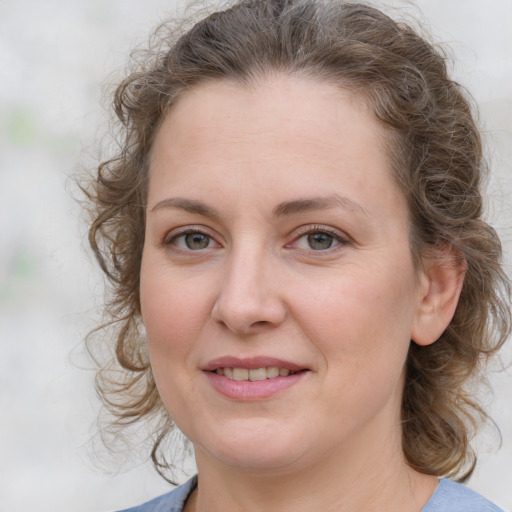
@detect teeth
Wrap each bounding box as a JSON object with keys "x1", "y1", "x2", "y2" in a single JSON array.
[
  {"x1": 214, "y1": 366, "x2": 298, "y2": 381},
  {"x1": 249, "y1": 368, "x2": 267, "y2": 381},
  {"x1": 232, "y1": 368, "x2": 249, "y2": 381},
  {"x1": 266, "y1": 366, "x2": 279, "y2": 378}
]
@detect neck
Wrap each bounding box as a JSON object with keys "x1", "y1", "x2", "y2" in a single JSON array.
[{"x1": 186, "y1": 421, "x2": 438, "y2": 512}]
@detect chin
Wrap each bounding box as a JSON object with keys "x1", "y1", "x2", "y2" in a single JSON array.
[
  {"x1": 211, "y1": 446, "x2": 304, "y2": 473},
  {"x1": 194, "y1": 419, "x2": 309, "y2": 472}
]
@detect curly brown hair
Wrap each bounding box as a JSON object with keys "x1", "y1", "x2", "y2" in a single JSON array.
[{"x1": 85, "y1": 0, "x2": 511, "y2": 483}]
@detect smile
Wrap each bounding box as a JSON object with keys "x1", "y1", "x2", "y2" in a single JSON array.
[
  {"x1": 203, "y1": 357, "x2": 309, "y2": 399},
  {"x1": 214, "y1": 367, "x2": 298, "y2": 381}
]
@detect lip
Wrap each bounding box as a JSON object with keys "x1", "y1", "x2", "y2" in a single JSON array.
[
  {"x1": 202, "y1": 356, "x2": 310, "y2": 400},
  {"x1": 202, "y1": 356, "x2": 307, "y2": 372},
  {"x1": 204, "y1": 371, "x2": 308, "y2": 400}
]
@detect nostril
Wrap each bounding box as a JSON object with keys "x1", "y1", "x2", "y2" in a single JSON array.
[{"x1": 211, "y1": 289, "x2": 286, "y2": 333}]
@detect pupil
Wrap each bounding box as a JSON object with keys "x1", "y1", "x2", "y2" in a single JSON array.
[
  {"x1": 185, "y1": 233, "x2": 209, "y2": 249},
  {"x1": 308, "y1": 233, "x2": 332, "y2": 250}
]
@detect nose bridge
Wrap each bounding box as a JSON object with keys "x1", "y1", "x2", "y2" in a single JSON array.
[{"x1": 212, "y1": 235, "x2": 285, "y2": 332}]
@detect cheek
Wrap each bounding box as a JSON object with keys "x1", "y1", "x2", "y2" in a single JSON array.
[
  {"x1": 139, "y1": 259, "x2": 211, "y2": 357},
  {"x1": 289, "y1": 262, "x2": 417, "y2": 368},
  {"x1": 139, "y1": 260, "x2": 211, "y2": 421}
]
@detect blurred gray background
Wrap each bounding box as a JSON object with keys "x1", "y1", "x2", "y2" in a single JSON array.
[{"x1": 0, "y1": 0, "x2": 511, "y2": 511}]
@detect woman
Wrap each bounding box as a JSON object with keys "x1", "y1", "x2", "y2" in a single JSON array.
[{"x1": 85, "y1": 0, "x2": 511, "y2": 510}]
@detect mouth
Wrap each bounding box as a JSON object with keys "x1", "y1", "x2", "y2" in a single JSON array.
[
  {"x1": 212, "y1": 366, "x2": 302, "y2": 381},
  {"x1": 202, "y1": 357, "x2": 309, "y2": 398}
]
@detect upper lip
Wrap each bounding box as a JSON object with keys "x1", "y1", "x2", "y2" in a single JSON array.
[{"x1": 202, "y1": 356, "x2": 307, "y2": 372}]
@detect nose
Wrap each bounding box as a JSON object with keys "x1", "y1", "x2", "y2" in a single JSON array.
[{"x1": 211, "y1": 247, "x2": 286, "y2": 334}]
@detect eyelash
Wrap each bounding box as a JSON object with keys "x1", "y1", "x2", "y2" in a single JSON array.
[
  {"x1": 164, "y1": 227, "x2": 220, "y2": 251},
  {"x1": 288, "y1": 225, "x2": 350, "y2": 252},
  {"x1": 163, "y1": 224, "x2": 350, "y2": 253}
]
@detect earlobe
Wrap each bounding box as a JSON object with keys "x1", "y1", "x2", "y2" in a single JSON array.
[{"x1": 411, "y1": 250, "x2": 466, "y2": 346}]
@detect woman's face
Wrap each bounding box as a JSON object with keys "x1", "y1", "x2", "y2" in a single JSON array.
[{"x1": 140, "y1": 75, "x2": 431, "y2": 474}]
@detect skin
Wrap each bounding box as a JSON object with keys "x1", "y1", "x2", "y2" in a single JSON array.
[{"x1": 140, "y1": 74, "x2": 464, "y2": 512}]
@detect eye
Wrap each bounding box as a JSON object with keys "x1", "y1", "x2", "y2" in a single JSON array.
[
  {"x1": 288, "y1": 226, "x2": 348, "y2": 252},
  {"x1": 166, "y1": 229, "x2": 218, "y2": 251},
  {"x1": 304, "y1": 232, "x2": 335, "y2": 250}
]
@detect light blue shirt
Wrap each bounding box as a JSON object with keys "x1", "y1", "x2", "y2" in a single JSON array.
[
  {"x1": 422, "y1": 479, "x2": 506, "y2": 512},
  {"x1": 118, "y1": 476, "x2": 197, "y2": 512},
  {"x1": 118, "y1": 476, "x2": 506, "y2": 511}
]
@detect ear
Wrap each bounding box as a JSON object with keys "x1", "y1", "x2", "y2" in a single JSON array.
[{"x1": 411, "y1": 248, "x2": 466, "y2": 346}]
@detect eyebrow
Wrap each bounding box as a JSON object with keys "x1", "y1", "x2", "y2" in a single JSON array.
[
  {"x1": 150, "y1": 197, "x2": 221, "y2": 218},
  {"x1": 150, "y1": 194, "x2": 370, "y2": 218},
  {"x1": 273, "y1": 194, "x2": 370, "y2": 217}
]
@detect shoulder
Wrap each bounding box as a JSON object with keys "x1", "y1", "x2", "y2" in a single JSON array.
[
  {"x1": 117, "y1": 476, "x2": 197, "y2": 512},
  {"x1": 422, "y1": 479, "x2": 506, "y2": 512}
]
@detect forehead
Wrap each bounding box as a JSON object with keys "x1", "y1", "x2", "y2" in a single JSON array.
[
  {"x1": 148, "y1": 74, "x2": 403, "y2": 218},
  {"x1": 153, "y1": 74, "x2": 382, "y2": 158}
]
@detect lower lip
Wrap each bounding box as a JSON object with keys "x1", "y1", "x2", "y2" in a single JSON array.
[{"x1": 204, "y1": 371, "x2": 307, "y2": 400}]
